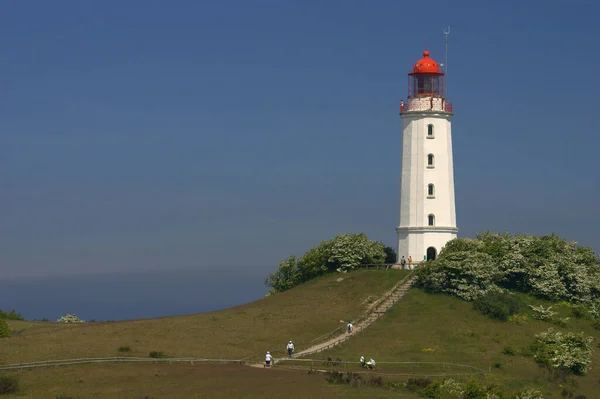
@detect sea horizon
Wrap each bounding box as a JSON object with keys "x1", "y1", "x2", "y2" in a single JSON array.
[{"x1": 0, "y1": 265, "x2": 271, "y2": 322}]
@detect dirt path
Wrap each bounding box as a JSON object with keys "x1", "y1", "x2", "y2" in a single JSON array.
[{"x1": 285, "y1": 273, "x2": 416, "y2": 360}]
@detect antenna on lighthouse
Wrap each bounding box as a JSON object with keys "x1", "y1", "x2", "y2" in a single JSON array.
[{"x1": 443, "y1": 25, "x2": 451, "y2": 96}]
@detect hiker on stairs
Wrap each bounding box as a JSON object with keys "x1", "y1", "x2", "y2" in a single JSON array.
[{"x1": 347, "y1": 321, "x2": 353, "y2": 334}]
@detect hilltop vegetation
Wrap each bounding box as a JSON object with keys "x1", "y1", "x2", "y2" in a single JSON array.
[
  {"x1": 266, "y1": 233, "x2": 395, "y2": 293},
  {"x1": 415, "y1": 232, "x2": 599, "y2": 303}
]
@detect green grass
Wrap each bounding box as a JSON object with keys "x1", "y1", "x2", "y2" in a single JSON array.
[
  {"x1": 1, "y1": 269, "x2": 407, "y2": 364},
  {"x1": 319, "y1": 288, "x2": 600, "y2": 398},
  {"x1": 6, "y1": 269, "x2": 600, "y2": 398},
  {"x1": 0, "y1": 363, "x2": 419, "y2": 398}
]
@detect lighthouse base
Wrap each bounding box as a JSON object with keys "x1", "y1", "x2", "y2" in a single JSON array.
[{"x1": 396, "y1": 226, "x2": 458, "y2": 264}]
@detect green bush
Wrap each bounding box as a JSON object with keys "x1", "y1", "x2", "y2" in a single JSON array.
[
  {"x1": 415, "y1": 232, "x2": 600, "y2": 303},
  {"x1": 0, "y1": 375, "x2": 19, "y2": 395},
  {"x1": 118, "y1": 346, "x2": 132, "y2": 353},
  {"x1": 404, "y1": 377, "x2": 433, "y2": 392},
  {"x1": 532, "y1": 328, "x2": 594, "y2": 375},
  {"x1": 503, "y1": 346, "x2": 518, "y2": 356},
  {"x1": 148, "y1": 351, "x2": 167, "y2": 359},
  {"x1": 473, "y1": 291, "x2": 520, "y2": 321},
  {"x1": 0, "y1": 310, "x2": 24, "y2": 321},
  {"x1": 571, "y1": 304, "x2": 591, "y2": 320},
  {"x1": 265, "y1": 233, "x2": 387, "y2": 293},
  {"x1": 0, "y1": 309, "x2": 24, "y2": 321},
  {"x1": 0, "y1": 320, "x2": 9, "y2": 338}
]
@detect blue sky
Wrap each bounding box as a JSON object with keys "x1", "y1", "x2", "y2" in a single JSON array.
[{"x1": 1, "y1": 0, "x2": 599, "y2": 279}]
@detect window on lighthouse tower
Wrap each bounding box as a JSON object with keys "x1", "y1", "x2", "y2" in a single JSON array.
[
  {"x1": 427, "y1": 184, "x2": 435, "y2": 197},
  {"x1": 428, "y1": 214, "x2": 435, "y2": 226},
  {"x1": 427, "y1": 154, "x2": 435, "y2": 168},
  {"x1": 427, "y1": 124, "x2": 434, "y2": 138}
]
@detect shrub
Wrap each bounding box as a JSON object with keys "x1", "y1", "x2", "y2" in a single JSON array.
[
  {"x1": 462, "y1": 380, "x2": 486, "y2": 399},
  {"x1": 514, "y1": 387, "x2": 543, "y2": 399},
  {"x1": 473, "y1": 291, "x2": 520, "y2": 321},
  {"x1": 56, "y1": 314, "x2": 84, "y2": 323},
  {"x1": 0, "y1": 320, "x2": 9, "y2": 338},
  {"x1": 571, "y1": 304, "x2": 591, "y2": 320},
  {"x1": 265, "y1": 233, "x2": 387, "y2": 292},
  {"x1": 532, "y1": 328, "x2": 594, "y2": 375},
  {"x1": 149, "y1": 351, "x2": 167, "y2": 359},
  {"x1": 367, "y1": 376, "x2": 383, "y2": 387},
  {"x1": 436, "y1": 378, "x2": 464, "y2": 398},
  {"x1": 0, "y1": 309, "x2": 25, "y2": 321},
  {"x1": 118, "y1": 346, "x2": 132, "y2": 353},
  {"x1": 503, "y1": 346, "x2": 518, "y2": 356},
  {"x1": 415, "y1": 232, "x2": 600, "y2": 304},
  {"x1": 529, "y1": 304, "x2": 557, "y2": 321},
  {"x1": 404, "y1": 377, "x2": 433, "y2": 391},
  {"x1": 0, "y1": 375, "x2": 19, "y2": 395},
  {"x1": 324, "y1": 370, "x2": 344, "y2": 384}
]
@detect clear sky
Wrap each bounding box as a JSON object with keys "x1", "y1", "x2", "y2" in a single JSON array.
[{"x1": 1, "y1": 0, "x2": 599, "y2": 279}]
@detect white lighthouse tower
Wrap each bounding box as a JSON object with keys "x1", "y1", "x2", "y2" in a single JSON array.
[{"x1": 396, "y1": 49, "x2": 458, "y2": 265}]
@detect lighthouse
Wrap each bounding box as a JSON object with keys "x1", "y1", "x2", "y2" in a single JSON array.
[{"x1": 396, "y1": 49, "x2": 458, "y2": 266}]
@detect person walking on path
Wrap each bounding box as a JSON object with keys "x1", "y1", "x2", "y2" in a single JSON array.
[
  {"x1": 286, "y1": 341, "x2": 295, "y2": 358},
  {"x1": 265, "y1": 351, "x2": 273, "y2": 368},
  {"x1": 408, "y1": 256, "x2": 413, "y2": 268},
  {"x1": 360, "y1": 355, "x2": 366, "y2": 368},
  {"x1": 347, "y1": 321, "x2": 353, "y2": 334},
  {"x1": 400, "y1": 256, "x2": 407, "y2": 269}
]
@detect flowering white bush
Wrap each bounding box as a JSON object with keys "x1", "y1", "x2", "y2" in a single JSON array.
[
  {"x1": 328, "y1": 233, "x2": 386, "y2": 271},
  {"x1": 265, "y1": 233, "x2": 387, "y2": 292},
  {"x1": 513, "y1": 387, "x2": 543, "y2": 399},
  {"x1": 436, "y1": 379, "x2": 464, "y2": 399},
  {"x1": 415, "y1": 232, "x2": 600, "y2": 305},
  {"x1": 533, "y1": 328, "x2": 594, "y2": 375},
  {"x1": 57, "y1": 313, "x2": 85, "y2": 323},
  {"x1": 528, "y1": 304, "x2": 557, "y2": 321}
]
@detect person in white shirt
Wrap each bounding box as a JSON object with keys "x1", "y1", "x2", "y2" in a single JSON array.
[
  {"x1": 366, "y1": 358, "x2": 376, "y2": 369},
  {"x1": 286, "y1": 341, "x2": 295, "y2": 358},
  {"x1": 360, "y1": 355, "x2": 365, "y2": 368},
  {"x1": 347, "y1": 322, "x2": 353, "y2": 334},
  {"x1": 265, "y1": 351, "x2": 273, "y2": 367}
]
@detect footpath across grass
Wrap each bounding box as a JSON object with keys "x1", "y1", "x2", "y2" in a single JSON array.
[
  {"x1": 318, "y1": 288, "x2": 600, "y2": 398},
  {"x1": 1, "y1": 269, "x2": 408, "y2": 364}
]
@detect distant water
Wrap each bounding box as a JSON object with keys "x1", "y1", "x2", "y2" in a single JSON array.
[{"x1": 0, "y1": 267, "x2": 270, "y2": 321}]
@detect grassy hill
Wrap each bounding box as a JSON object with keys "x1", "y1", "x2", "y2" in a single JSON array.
[
  {"x1": 3, "y1": 267, "x2": 600, "y2": 398},
  {"x1": 318, "y1": 289, "x2": 600, "y2": 398}
]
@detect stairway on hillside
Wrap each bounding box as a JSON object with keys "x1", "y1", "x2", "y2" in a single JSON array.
[{"x1": 291, "y1": 275, "x2": 416, "y2": 358}]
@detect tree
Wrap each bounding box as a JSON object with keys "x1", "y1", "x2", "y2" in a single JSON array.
[
  {"x1": 265, "y1": 233, "x2": 388, "y2": 293},
  {"x1": 265, "y1": 255, "x2": 301, "y2": 293},
  {"x1": 0, "y1": 319, "x2": 9, "y2": 338},
  {"x1": 383, "y1": 245, "x2": 397, "y2": 264}
]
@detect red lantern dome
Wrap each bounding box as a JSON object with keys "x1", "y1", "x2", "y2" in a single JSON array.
[{"x1": 411, "y1": 50, "x2": 443, "y2": 75}]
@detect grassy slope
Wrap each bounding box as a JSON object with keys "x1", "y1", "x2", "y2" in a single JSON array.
[
  {"x1": 1, "y1": 269, "x2": 407, "y2": 364},
  {"x1": 7, "y1": 270, "x2": 600, "y2": 398},
  {"x1": 320, "y1": 288, "x2": 600, "y2": 398},
  {"x1": 3, "y1": 363, "x2": 419, "y2": 399}
]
